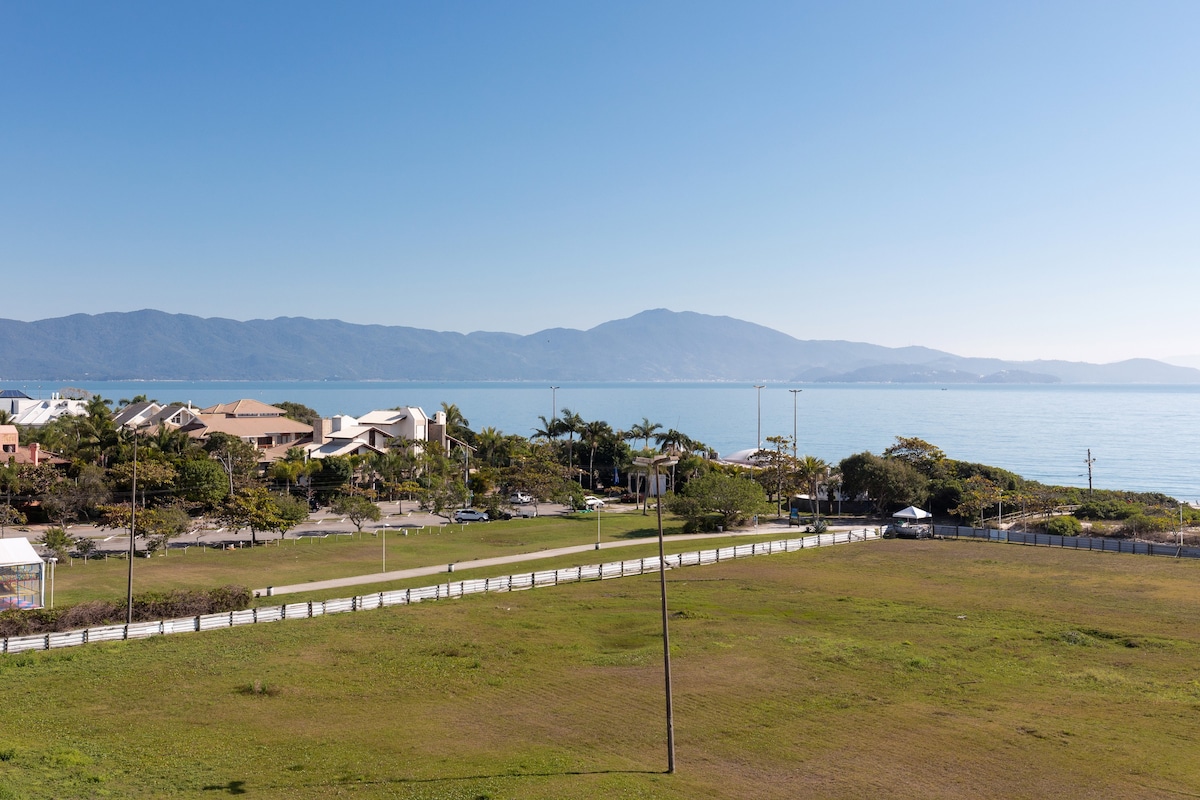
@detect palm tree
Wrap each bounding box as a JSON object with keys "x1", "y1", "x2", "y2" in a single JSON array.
[
  {"x1": 474, "y1": 426, "x2": 508, "y2": 468},
  {"x1": 626, "y1": 417, "x2": 663, "y2": 452},
  {"x1": 532, "y1": 415, "x2": 564, "y2": 442},
  {"x1": 440, "y1": 402, "x2": 472, "y2": 442},
  {"x1": 580, "y1": 419, "x2": 613, "y2": 490},
  {"x1": 796, "y1": 455, "x2": 829, "y2": 519},
  {"x1": 558, "y1": 408, "x2": 584, "y2": 483}
]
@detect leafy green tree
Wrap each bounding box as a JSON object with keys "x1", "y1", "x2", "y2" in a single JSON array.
[
  {"x1": 273, "y1": 493, "x2": 310, "y2": 536},
  {"x1": 670, "y1": 471, "x2": 767, "y2": 531},
  {"x1": 274, "y1": 401, "x2": 321, "y2": 427},
  {"x1": 750, "y1": 436, "x2": 797, "y2": 516},
  {"x1": 0, "y1": 503, "x2": 26, "y2": 538},
  {"x1": 331, "y1": 494, "x2": 382, "y2": 532},
  {"x1": 839, "y1": 452, "x2": 927, "y2": 515},
  {"x1": 501, "y1": 443, "x2": 571, "y2": 512},
  {"x1": 176, "y1": 455, "x2": 230, "y2": 508},
  {"x1": 42, "y1": 465, "x2": 110, "y2": 524},
  {"x1": 311, "y1": 455, "x2": 352, "y2": 502},
  {"x1": 951, "y1": 474, "x2": 1001, "y2": 527},
  {"x1": 108, "y1": 458, "x2": 177, "y2": 507},
  {"x1": 218, "y1": 488, "x2": 291, "y2": 545},
  {"x1": 38, "y1": 527, "x2": 77, "y2": 561},
  {"x1": 883, "y1": 437, "x2": 947, "y2": 476},
  {"x1": 204, "y1": 432, "x2": 260, "y2": 495}
]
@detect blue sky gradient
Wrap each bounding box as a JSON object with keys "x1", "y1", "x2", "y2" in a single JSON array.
[{"x1": 3, "y1": 1, "x2": 1199, "y2": 363}]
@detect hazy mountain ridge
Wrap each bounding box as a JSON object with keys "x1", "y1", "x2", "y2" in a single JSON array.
[{"x1": 0, "y1": 309, "x2": 1197, "y2": 384}]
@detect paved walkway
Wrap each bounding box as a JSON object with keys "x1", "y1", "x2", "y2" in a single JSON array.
[{"x1": 260, "y1": 521, "x2": 848, "y2": 597}]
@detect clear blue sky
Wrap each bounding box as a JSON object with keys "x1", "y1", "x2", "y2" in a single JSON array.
[{"x1": 3, "y1": 1, "x2": 1199, "y2": 364}]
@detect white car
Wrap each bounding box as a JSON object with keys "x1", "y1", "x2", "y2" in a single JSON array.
[
  {"x1": 584, "y1": 496, "x2": 606, "y2": 509},
  {"x1": 509, "y1": 492, "x2": 533, "y2": 504},
  {"x1": 453, "y1": 509, "x2": 489, "y2": 522}
]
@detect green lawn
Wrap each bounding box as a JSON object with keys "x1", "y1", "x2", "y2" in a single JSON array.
[
  {"x1": 49, "y1": 513, "x2": 705, "y2": 605},
  {"x1": 4, "y1": 539, "x2": 1199, "y2": 798}
]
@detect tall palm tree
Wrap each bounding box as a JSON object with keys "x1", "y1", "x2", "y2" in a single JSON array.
[
  {"x1": 440, "y1": 402, "x2": 472, "y2": 442},
  {"x1": 580, "y1": 419, "x2": 613, "y2": 490},
  {"x1": 796, "y1": 455, "x2": 829, "y2": 519},
  {"x1": 626, "y1": 417, "x2": 663, "y2": 452},
  {"x1": 558, "y1": 408, "x2": 584, "y2": 483},
  {"x1": 532, "y1": 415, "x2": 564, "y2": 442},
  {"x1": 474, "y1": 426, "x2": 508, "y2": 468}
]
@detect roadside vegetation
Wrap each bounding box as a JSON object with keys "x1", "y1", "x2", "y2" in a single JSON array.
[{"x1": 6, "y1": 396, "x2": 1196, "y2": 583}]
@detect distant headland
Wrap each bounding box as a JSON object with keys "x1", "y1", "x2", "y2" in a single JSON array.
[{"x1": 1, "y1": 309, "x2": 1197, "y2": 384}]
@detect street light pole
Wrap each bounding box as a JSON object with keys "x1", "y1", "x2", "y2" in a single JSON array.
[
  {"x1": 634, "y1": 454, "x2": 678, "y2": 774},
  {"x1": 48, "y1": 557, "x2": 57, "y2": 608},
  {"x1": 126, "y1": 432, "x2": 138, "y2": 624},
  {"x1": 551, "y1": 386, "x2": 559, "y2": 422},
  {"x1": 754, "y1": 385, "x2": 765, "y2": 451},
  {"x1": 789, "y1": 389, "x2": 802, "y2": 462}
]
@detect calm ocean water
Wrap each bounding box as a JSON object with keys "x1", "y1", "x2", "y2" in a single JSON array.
[{"x1": 14, "y1": 381, "x2": 1200, "y2": 500}]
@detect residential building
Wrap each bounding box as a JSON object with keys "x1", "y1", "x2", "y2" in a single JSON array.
[{"x1": 182, "y1": 399, "x2": 312, "y2": 454}]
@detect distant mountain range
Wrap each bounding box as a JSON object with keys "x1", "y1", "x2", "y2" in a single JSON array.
[{"x1": 1, "y1": 309, "x2": 1197, "y2": 384}]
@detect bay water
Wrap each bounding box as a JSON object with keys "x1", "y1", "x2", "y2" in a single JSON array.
[{"x1": 13, "y1": 380, "x2": 1199, "y2": 501}]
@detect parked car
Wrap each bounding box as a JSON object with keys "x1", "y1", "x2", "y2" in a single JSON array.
[
  {"x1": 453, "y1": 509, "x2": 489, "y2": 522},
  {"x1": 584, "y1": 496, "x2": 606, "y2": 509},
  {"x1": 510, "y1": 506, "x2": 537, "y2": 518},
  {"x1": 509, "y1": 492, "x2": 533, "y2": 504}
]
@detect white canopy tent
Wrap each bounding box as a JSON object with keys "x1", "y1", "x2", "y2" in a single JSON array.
[
  {"x1": 892, "y1": 506, "x2": 932, "y2": 521},
  {"x1": 0, "y1": 538, "x2": 45, "y2": 609}
]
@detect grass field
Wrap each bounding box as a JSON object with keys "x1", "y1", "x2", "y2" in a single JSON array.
[
  {"x1": 47, "y1": 513, "x2": 704, "y2": 605},
  {"x1": 3, "y1": 538, "x2": 1200, "y2": 799}
]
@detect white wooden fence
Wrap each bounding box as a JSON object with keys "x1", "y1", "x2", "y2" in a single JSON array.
[{"x1": 2, "y1": 529, "x2": 878, "y2": 654}]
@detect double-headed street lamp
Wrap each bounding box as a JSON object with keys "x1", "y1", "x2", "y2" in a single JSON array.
[{"x1": 633, "y1": 453, "x2": 679, "y2": 774}]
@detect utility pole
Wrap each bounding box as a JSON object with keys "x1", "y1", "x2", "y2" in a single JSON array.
[{"x1": 1085, "y1": 449, "x2": 1096, "y2": 498}]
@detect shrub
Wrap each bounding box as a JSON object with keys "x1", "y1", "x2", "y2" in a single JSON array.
[
  {"x1": 1045, "y1": 516, "x2": 1083, "y2": 537},
  {"x1": 0, "y1": 585, "x2": 252, "y2": 637}
]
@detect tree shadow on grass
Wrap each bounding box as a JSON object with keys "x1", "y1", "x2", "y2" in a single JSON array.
[
  {"x1": 201, "y1": 781, "x2": 246, "y2": 795},
  {"x1": 614, "y1": 527, "x2": 665, "y2": 540}
]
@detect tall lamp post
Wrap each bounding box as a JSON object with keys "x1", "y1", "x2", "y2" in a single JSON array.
[
  {"x1": 754, "y1": 385, "x2": 765, "y2": 451},
  {"x1": 633, "y1": 453, "x2": 678, "y2": 774},
  {"x1": 789, "y1": 389, "x2": 802, "y2": 462},
  {"x1": 550, "y1": 386, "x2": 559, "y2": 422},
  {"x1": 126, "y1": 432, "x2": 138, "y2": 624}
]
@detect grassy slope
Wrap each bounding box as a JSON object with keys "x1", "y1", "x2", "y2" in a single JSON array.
[{"x1": 3, "y1": 539, "x2": 1199, "y2": 799}]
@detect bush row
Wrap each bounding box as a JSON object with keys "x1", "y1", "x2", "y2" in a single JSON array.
[{"x1": 0, "y1": 585, "x2": 252, "y2": 638}]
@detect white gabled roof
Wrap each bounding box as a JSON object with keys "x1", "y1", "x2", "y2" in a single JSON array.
[{"x1": 0, "y1": 538, "x2": 43, "y2": 567}]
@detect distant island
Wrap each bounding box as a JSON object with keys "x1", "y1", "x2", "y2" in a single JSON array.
[{"x1": 1, "y1": 308, "x2": 1197, "y2": 384}]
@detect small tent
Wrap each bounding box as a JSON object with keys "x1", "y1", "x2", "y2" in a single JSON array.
[
  {"x1": 892, "y1": 506, "x2": 932, "y2": 521},
  {"x1": 0, "y1": 538, "x2": 45, "y2": 610}
]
